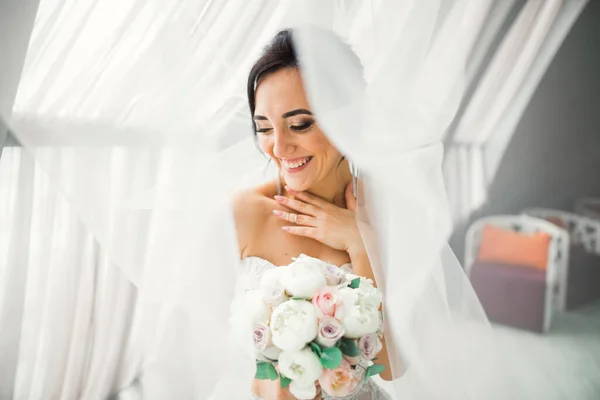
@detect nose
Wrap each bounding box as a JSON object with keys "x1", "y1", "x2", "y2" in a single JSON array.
[{"x1": 272, "y1": 127, "x2": 295, "y2": 159}]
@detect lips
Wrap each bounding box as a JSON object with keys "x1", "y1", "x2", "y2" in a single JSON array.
[{"x1": 281, "y1": 156, "x2": 313, "y2": 173}]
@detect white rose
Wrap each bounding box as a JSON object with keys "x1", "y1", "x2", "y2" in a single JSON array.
[
  {"x1": 260, "y1": 267, "x2": 288, "y2": 306},
  {"x1": 279, "y1": 347, "x2": 323, "y2": 398},
  {"x1": 245, "y1": 289, "x2": 272, "y2": 325},
  {"x1": 281, "y1": 256, "x2": 327, "y2": 299},
  {"x1": 321, "y1": 263, "x2": 347, "y2": 286},
  {"x1": 270, "y1": 300, "x2": 318, "y2": 351},
  {"x1": 335, "y1": 287, "x2": 382, "y2": 338}
]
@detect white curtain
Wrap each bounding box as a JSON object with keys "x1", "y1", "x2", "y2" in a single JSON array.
[
  {"x1": 0, "y1": 147, "x2": 146, "y2": 399},
  {"x1": 444, "y1": 144, "x2": 487, "y2": 224},
  {"x1": 444, "y1": 0, "x2": 588, "y2": 225},
  {"x1": 0, "y1": 0, "x2": 587, "y2": 398}
]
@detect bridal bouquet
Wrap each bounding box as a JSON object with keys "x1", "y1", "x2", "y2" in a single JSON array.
[{"x1": 249, "y1": 255, "x2": 385, "y2": 399}]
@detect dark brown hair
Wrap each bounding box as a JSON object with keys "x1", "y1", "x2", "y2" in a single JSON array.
[{"x1": 247, "y1": 29, "x2": 298, "y2": 137}]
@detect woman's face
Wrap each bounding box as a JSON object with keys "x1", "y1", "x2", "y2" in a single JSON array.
[{"x1": 253, "y1": 68, "x2": 342, "y2": 192}]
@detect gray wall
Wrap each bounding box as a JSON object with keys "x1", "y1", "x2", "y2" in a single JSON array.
[
  {"x1": 0, "y1": 0, "x2": 40, "y2": 152},
  {"x1": 451, "y1": 1, "x2": 600, "y2": 258},
  {"x1": 483, "y1": 0, "x2": 600, "y2": 215}
]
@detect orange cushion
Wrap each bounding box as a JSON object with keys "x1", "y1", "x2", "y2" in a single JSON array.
[{"x1": 477, "y1": 225, "x2": 552, "y2": 271}]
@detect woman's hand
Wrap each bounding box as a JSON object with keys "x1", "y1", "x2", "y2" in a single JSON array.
[{"x1": 273, "y1": 183, "x2": 364, "y2": 256}]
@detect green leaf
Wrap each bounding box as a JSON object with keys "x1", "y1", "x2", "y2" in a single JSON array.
[
  {"x1": 310, "y1": 341, "x2": 323, "y2": 357},
  {"x1": 255, "y1": 361, "x2": 279, "y2": 380},
  {"x1": 349, "y1": 278, "x2": 360, "y2": 289},
  {"x1": 364, "y1": 364, "x2": 387, "y2": 382},
  {"x1": 280, "y1": 375, "x2": 291, "y2": 389},
  {"x1": 291, "y1": 297, "x2": 305, "y2": 301},
  {"x1": 320, "y1": 347, "x2": 343, "y2": 369},
  {"x1": 340, "y1": 339, "x2": 361, "y2": 357}
]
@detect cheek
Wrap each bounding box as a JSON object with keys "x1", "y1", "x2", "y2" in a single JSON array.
[
  {"x1": 257, "y1": 136, "x2": 275, "y2": 157},
  {"x1": 304, "y1": 130, "x2": 340, "y2": 159}
]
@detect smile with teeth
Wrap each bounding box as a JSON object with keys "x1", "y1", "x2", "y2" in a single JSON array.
[{"x1": 281, "y1": 156, "x2": 313, "y2": 170}]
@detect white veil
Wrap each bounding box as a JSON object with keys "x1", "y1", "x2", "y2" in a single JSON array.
[{"x1": 7, "y1": 0, "x2": 533, "y2": 398}]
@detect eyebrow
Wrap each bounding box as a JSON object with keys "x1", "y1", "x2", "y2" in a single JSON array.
[{"x1": 253, "y1": 108, "x2": 313, "y2": 121}]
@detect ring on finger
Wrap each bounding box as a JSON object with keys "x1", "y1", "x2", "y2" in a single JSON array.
[{"x1": 289, "y1": 213, "x2": 298, "y2": 223}]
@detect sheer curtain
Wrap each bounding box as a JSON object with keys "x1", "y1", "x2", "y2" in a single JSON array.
[
  {"x1": 0, "y1": 0, "x2": 587, "y2": 398},
  {"x1": 443, "y1": 0, "x2": 588, "y2": 226},
  {"x1": 0, "y1": 147, "x2": 146, "y2": 399},
  {"x1": 0, "y1": 1, "x2": 296, "y2": 398},
  {"x1": 0, "y1": 1, "x2": 160, "y2": 398}
]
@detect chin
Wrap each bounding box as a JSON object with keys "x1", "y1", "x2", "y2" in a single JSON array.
[{"x1": 284, "y1": 180, "x2": 312, "y2": 192}]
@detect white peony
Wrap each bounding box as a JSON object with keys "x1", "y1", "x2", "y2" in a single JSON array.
[
  {"x1": 270, "y1": 300, "x2": 318, "y2": 351},
  {"x1": 281, "y1": 255, "x2": 327, "y2": 299},
  {"x1": 261, "y1": 346, "x2": 282, "y2": 361},
  {"x1": 245, "y1": 289, "x2": 272, "y2": 325},
  {"x1": 279, "y1": 347, "x2": 323, "y2": 399},
  {"x1": 260, "y1": 267, "x2": 289, "y2": 306},
  {"x1": 345, "y1": 273, "x2": 376, "y2": 292},
  {"x1": 290, "y1": 381, "x2": 318, "y2": 400},
  {"x1": 335, "y1": 287, "x2": 382, "y2": 338}
]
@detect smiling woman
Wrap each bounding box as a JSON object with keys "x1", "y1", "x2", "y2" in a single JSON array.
[
  {"x1": 253, "y1": 68, "x2": 351, "y2": 200},
  {"x1": 235, "y1": 29, "x2": 392, "y2": 400}
]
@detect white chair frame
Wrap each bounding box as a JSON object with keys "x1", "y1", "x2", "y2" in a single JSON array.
[
  {"x1": 465, "y1": 215, "x2": 569, "y2": 332},
  {"x1": 575, "y1": 197, "x2": 600, "y2": 219},
  {"x1": 521, "y1": 208, "x2": 600, "y2": 311}
]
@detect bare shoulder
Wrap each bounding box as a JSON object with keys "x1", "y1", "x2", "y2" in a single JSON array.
[{"x1": 232, "y1": 181, "x2": 277, "y2": 256}]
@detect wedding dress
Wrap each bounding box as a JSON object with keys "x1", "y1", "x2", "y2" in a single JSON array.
[{"x1": 240, "y1": 257, "x2": 392, "y2": 400}]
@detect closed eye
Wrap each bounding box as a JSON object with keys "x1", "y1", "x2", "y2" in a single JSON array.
[
  {"x1": 256, "y1": 127, "x2": 273, "y2": 134},
  {"x1": 290, "y1": 121, "x2": 314, "y2": 132}
]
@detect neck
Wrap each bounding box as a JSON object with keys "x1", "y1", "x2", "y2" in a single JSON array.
[{"x1": 292, "y1": 159, "x2": 352, "y2": 208}]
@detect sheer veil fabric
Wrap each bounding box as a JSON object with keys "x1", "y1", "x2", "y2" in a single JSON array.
[{"x1": 7, "y1": 0, "x2": 533, "y2": 398}]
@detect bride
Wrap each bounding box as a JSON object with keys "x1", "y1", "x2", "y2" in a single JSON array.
[
  {"x1": 236, "y1": 29, "x2": 393, "y2": 400},
  {"x1": 6, "y1": 1, "x2": 535, "y2": 399}
]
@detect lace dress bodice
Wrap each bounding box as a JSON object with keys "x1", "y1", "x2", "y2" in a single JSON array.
[{"x1": 240, "y1": 257, "x2": 391, "y2": 400}]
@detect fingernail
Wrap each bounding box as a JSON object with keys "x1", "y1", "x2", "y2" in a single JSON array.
[
  {"x1": 273, "y1": 210, "x2": 284, "y2": 216},
  {"x1": 274, "y1": 195, "x2": 285, "y2": 202},
  {"x1": 281, "y1": 226, "x2": 290, "y2": 231}
]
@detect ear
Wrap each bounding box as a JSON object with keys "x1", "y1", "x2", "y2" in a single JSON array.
[{"x1": 345, "y1": 182, "x2": 357, "y2": 211}]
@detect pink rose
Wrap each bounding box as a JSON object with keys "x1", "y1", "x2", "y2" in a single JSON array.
[
  {"x1": 358, "y1": 333, "x2": 383, "y2": 360},
  {"x1": 312, "y1": 287, "x2": 338, "y2": 317},
  {"x1": 319, "y1": 359, "x2": 360, "y2": 397},
  {"x1": 321, "y1": 263, "x2": 347, "y2": 286},
  {"x1": 316, "y1": 317, "x2": 345, "y2": 348},
  {"x1": 254, "y1": 323, "x2": 281, "y2": 360},
  {"x1": 253, "y1": 323, "x2": 271, "y2": 352}
]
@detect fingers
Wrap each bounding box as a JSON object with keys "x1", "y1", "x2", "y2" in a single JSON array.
[
  {"x1": 273, "y1": 210, "x2": 318, "y2": 226},
  {"x1": 274, "y1": 195, "x2": 319, "y2": 216},
  {"x1": 345, "y1": 182, "x2": 357, "y2": 212},
  {"x1": 281, "y1": 226, "x2": 318, "y2": 240}
]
